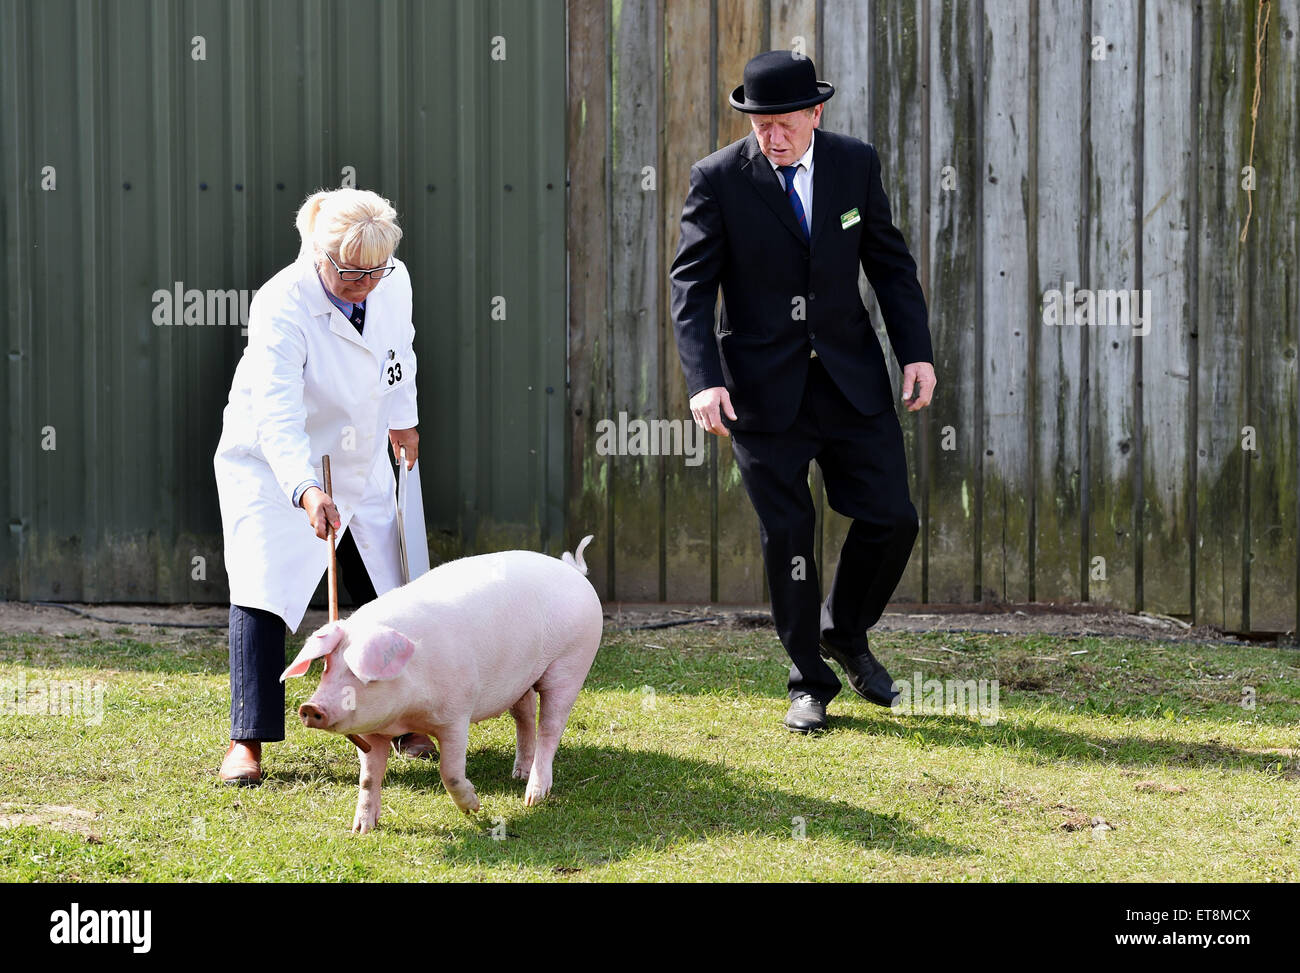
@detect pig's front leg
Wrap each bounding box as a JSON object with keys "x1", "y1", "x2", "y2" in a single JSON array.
[
  {"x1": 432, "y1": 723, "x2": 480, "y2": 813},
  {"x1": 351, "y1": 734, "x2": 393, "y2": 834},
  {"x1": 510, "y1": 689, "x2": 538, "y2": 780}
]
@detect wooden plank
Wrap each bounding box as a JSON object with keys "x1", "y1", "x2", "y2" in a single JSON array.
[
  {"x1": 609, "y1": 0, "x2": 662, "y2": 601},
  {"x1": 662, "y1": 0, "x2": 714, "y2": 601},
  {"x1": 823, "y1": 0, "x2": 930, "y2": 604},
  {"x1": 714, "y1": 0, "x2": 768, "y2": 603},
  {"x1": 1033, "y1": 0, "x2": 1085, "y2": 605},
  {"x1": 770, "y1": 0, "x2": 817, "y2": 60},
  {"x1": 1194, "y1": 0, "x2": 1250, "y2": 631},
  {"x1": 716, "y1": 0, "x2": 767, "y2": 149},
  {"x1": 819, "y1": 0, "x2": 872, "y2": 602},
  {"x1": 1139, "y1": 0, "x2": 1195, "y2": 615},
  {"x1": 865, "y1": 0, "x2": 927, "y2": 603},
  {"x1": 980, "y1": 0, "x2": 1032, "y2": 603},
  {"x1": 1245, "y1": 0, "x2": 1299, "y2": 632},
  {"x1": 924, "y1": 0, "x2": 980, "y2": 603},
  {"x1": 1084, "y1": 0, "x2": 1139, "y2": 612},
  {"x1": 565, "y1": 0, "x2": 611, "y2": 597}
]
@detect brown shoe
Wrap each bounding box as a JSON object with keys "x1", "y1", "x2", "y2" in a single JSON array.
[
  {"x1": 391, "y1": 733, "x2": 439, "y2": 760},
  {"x1": 219, "y1": 740, "x2": 262, "y2": 786}
]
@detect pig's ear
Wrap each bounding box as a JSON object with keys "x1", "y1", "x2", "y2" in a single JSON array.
[
  {"x1": 342, "y1": 625, "x2": 415, "y2": 684},
  {"x1": 280, "y1": 622, "x2": 345, "y2": 682}
]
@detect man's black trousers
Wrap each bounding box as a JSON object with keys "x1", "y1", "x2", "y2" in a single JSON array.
[{"x1": 729, "y1": 356, "x2": 919, "y2": 705}]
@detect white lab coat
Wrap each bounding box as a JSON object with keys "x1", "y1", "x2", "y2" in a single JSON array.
[{"x1": 213, "y1": 253, "x2": 419, "y2": 633}]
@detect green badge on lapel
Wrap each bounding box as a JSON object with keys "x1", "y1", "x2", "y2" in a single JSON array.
[{"x1": 840, "y1": 207, "x2": 861, "y2": 229}]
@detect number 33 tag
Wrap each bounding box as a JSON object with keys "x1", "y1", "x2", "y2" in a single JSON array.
[{"x1": 380, "y1": 350, "x2": 406, "y2": 394}]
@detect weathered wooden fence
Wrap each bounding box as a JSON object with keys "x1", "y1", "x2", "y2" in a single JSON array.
[{"x1": 566, "y1": 0, "x2": 1299, "y2": 634}]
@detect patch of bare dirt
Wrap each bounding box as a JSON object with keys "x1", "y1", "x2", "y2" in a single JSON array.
[
  {"x1": 1054, "y1": 803, "x2": 1116, "y2": 833},
  {"x1": 1133, "y1": 780, "x2": 1189, "y2": 794},
  {"x1": 0, "y1": 602, "x2": 229, "y2": 638},
  {"x1": 0, "y1": 803, "x2": 101, "y2": 840},
  {"x1": 0, "y1": 597, "x2": 1289, "y2": 647},
  {"x1": 601, "y1": 601, "x2": 1273, "y2": 646}
]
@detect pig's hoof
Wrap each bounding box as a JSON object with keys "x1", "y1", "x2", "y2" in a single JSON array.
[
  {"x1": 523, "y1": 780, "x2": 551, "y2": 806},
  {"x1": 511, "y1": 762, "x2": 531, "y2": 780},
  {"x1": 352, "y1": 809, "x2": 380, "y2": 834},
  {"x1": 449, "y1": 784, "x2": 481, "y2": 814}
]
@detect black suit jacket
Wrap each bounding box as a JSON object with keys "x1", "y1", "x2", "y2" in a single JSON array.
[{"x1": 670, "y1": 129, "x2": 932, "y2": 433}]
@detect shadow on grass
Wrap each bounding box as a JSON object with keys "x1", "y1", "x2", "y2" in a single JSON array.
[
  {"x1": 364, "y1": 743, "x2": 972, "y2": 868},
  {"x1": 835, "y1": 711, "x2": 1294, "y2": 773},
  {"x1": 583, "y1": 644, "x2": 1298, "y2": 774}
]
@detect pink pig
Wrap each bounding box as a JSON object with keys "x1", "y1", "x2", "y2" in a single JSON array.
[{"x1": 281, "y1": 535, "x2": 602, "y2": 833}]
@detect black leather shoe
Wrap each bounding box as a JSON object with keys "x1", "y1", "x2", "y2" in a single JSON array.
[
  {"x1": 819, "y1": 637, "x2": 899, "y2": 707},
  {"x1": 784, "y1": 694, "x2": 828, "y2": 733}
]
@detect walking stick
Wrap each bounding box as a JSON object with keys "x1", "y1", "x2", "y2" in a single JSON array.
[
  {"x1": 322, "y1": 455, "x2": 339, "y2": 623},
  {"x1": 322, "y1": 454, "x2": 371, "y2": 754}
]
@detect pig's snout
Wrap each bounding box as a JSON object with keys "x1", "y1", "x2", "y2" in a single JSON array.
[{"x1": 299, "y1": 702, "x2": 329, "y2": 728}]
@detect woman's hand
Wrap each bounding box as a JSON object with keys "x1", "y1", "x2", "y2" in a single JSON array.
[
  {"x1": 389, "y1": 427, "x2": 419, "y2": 469},
  {"x1": 301, "y1": 487, "x2": 342, "y2": 540}
]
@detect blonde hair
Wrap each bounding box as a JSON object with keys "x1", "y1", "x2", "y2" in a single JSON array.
[{"x1": 295, "y1": 188, "x2": 402, "y2": 266}]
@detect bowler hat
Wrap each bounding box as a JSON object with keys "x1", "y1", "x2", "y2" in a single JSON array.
[{"x1": 729, "y1": 49, "x2": 834, "y2": 114}]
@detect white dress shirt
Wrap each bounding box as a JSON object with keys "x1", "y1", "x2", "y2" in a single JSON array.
[{"x1": 769, "y1": 129, "x2": 814, "y2": 226}]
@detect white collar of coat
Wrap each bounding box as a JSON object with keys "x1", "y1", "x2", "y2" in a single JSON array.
[{"x1": 295, "y1": 252, "x2": 379, "y2": 353}]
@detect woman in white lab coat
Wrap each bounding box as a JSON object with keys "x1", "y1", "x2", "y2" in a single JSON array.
[{"x1": 213, "y1": 188, "x2": 433, "y2": 784}]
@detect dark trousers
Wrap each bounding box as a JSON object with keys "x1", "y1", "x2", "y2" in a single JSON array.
[
  {"x1": 229, "y1": 527, "x2": 378, "y2": 741},
  {"x1": 730, "y1": 357, "x2": 919, "y2": 705}
]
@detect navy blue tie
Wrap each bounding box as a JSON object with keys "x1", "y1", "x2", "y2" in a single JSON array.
[{"x1": 777, "y1": 164, "x2": 809, "y2": 240}]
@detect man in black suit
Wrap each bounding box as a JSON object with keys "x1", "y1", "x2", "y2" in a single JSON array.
[{"x1": 670, "y1": 50, "x2": 937, "y2": 732}]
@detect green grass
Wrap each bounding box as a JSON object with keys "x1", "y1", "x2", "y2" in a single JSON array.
[{"x1": 0, "y1": 624, "x2": 1297, "y2": 881}]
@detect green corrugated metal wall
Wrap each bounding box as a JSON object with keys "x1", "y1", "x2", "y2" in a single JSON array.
[{"x1": 0, "y1": 0, "x2": 568, "y2": 602}]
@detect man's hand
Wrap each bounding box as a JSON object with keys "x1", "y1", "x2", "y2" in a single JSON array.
[
  {"x1": 389, "y1": 426, "x2": 419, "y2": 469},
  {"x1": 901, "y1": 362, "x2": 936, "y2": 412},
  {"x1": 690, "y1": 386, "x2": 738, "y2": 437},
  {"x1": 301, "y1": 487, "x2": 342, "y2": 540}
]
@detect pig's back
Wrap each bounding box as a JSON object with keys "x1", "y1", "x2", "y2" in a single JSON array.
[
  {"x1": 352, "y1": 550, "x2": 603, "y2": 718},
  {"x1": 415, "y1": 549, "x2": 600, "y2": 620}
]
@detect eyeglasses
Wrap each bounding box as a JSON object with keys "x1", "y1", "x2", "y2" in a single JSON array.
[{"x1": 323, "y1": 249, "x2": 395, "y2": 281}]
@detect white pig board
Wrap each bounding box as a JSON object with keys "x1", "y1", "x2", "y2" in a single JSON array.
[{"x1": 397, "y1": 458, "x2": 431, "y2": 582}]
